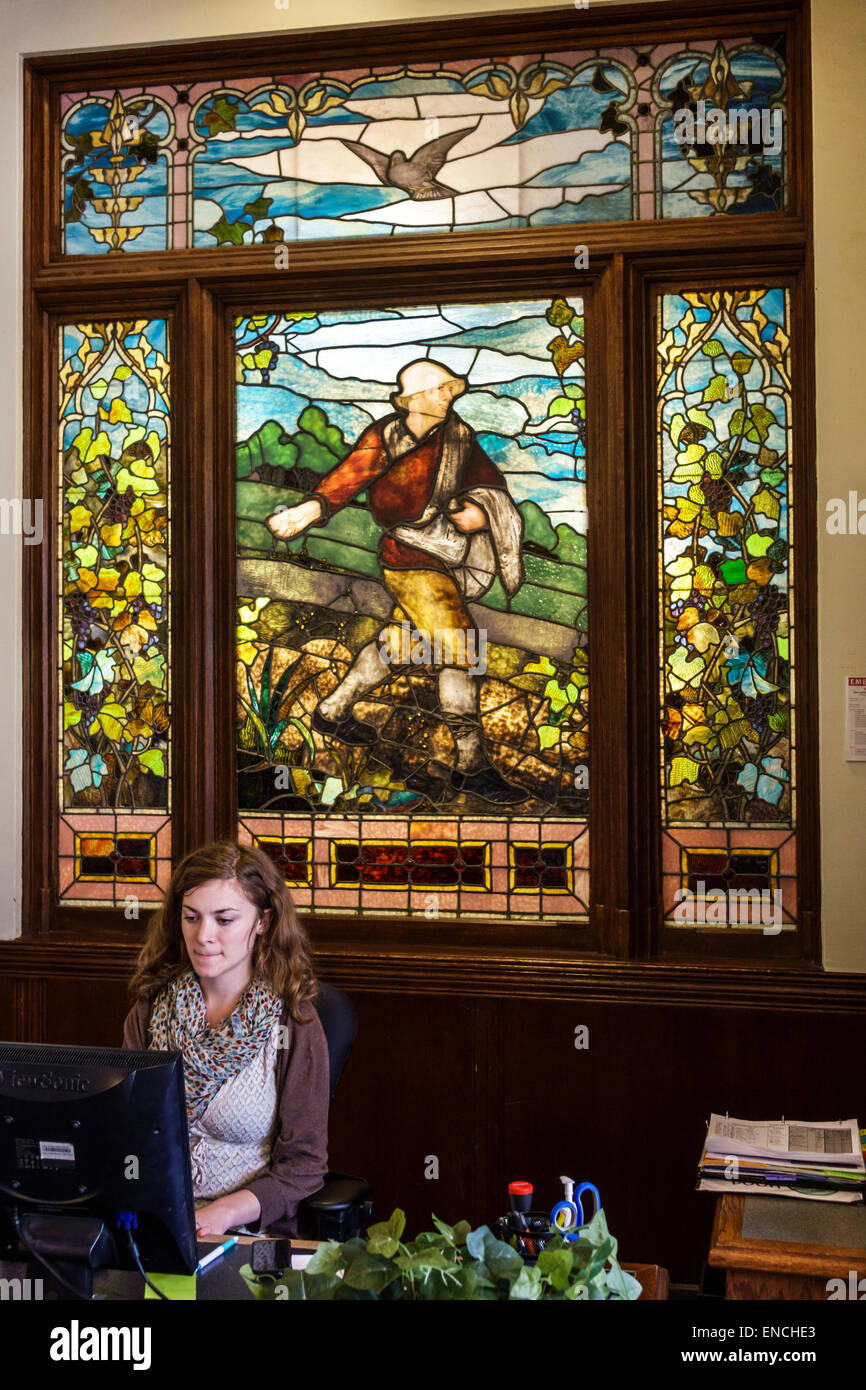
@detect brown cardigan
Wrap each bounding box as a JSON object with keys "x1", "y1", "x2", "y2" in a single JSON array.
[{"x1": 121, "y1": 994, "x2": 330, "y2": 1238}]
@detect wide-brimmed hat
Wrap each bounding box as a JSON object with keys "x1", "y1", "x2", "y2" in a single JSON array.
[{"x1": 391, "y1": 358, "x2": 466, "y2": 410}]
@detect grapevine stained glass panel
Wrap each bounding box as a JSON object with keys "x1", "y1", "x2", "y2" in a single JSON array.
[
  {"x1": 59, "y1": 320, "x2": 171, "y2": 904},
  {"x1": 235, "y1": 297, "x2": 589, "y2": 920},
  {"x1": 60, "y1": 37, "x2": 786, "y2": 254},
  {"x1": 657, "y1": 288, "x2": 795, "y2": 929}
]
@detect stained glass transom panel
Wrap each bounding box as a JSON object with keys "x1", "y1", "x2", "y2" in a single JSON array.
[{"x1": 60, "y1": 37, "x2": 786, "y2": 254}]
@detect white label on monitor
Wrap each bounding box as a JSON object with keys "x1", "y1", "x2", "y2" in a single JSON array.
[
  {"x1": 39, "y1": 1141, "x2": 75, "y2": 1162},
  {"x1": 846, "y1": 677, "x2": 866, "y2": 760}
]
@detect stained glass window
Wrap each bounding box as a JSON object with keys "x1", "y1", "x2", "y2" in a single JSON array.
[
  {"x1": 59, "y1": 320, "x2": 171, "y2": 904},
  {"x1": 60, "y1": 37, "x2": 785, "y2": 254},
  {"x1": 657, "y1": 289, "x2": 795, "y2": 930},
  {"x1": 235, "y1": 297, "x2": 588, "y2": 920}
]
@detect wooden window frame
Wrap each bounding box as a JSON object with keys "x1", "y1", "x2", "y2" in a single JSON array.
[{"x1": 21, "y1": 0, "x2": 820, "y2": 983}]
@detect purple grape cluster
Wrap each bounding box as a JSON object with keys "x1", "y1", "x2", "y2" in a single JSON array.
[
  {"x1": 751, "y1": 588, "x2": 786, "y2": 645},
  {"x1": 74, "y1": 690, "x2": 104, "y2": 723},
  {"x1": 105, "y1": 484, "x2": 135, "y2": 525},
  {"x1": 67, "y1": 594, "x2": 94, "y2": 650},
  {"x1": 743, "y1": 691, "x2": 777, "y2": 728},
  {"x1": 701, "y1": 475, "x2": 732, "y2": 515}
]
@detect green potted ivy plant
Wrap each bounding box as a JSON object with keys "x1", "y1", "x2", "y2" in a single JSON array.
[{"x1": 240, "y1": 1206, "x2": 643, "y2": 1300}]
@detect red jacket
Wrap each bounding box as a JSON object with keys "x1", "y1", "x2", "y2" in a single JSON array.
[{"x1": 309, "y1": 412, "x2": 507, "y2": 573}]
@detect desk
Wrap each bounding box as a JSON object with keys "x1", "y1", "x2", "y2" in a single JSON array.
[{"x1": 708, "y1": 1194, "x2": 866, "y2": 1300}]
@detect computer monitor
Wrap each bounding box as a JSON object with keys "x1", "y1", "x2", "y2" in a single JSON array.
[{"x1": 0, "y1": 1040, "x2": 197, "y2": 1297}]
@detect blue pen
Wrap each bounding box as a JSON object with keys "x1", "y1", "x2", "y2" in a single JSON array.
[{"x1": 196, "y1": 1236, "x2": 237, "y2": 1274}]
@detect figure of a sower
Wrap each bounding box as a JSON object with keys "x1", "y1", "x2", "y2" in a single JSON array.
[{"x1": 266, "y1": 359, "x2": 529, "y2": 805}]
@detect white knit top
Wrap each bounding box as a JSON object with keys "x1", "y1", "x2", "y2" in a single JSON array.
[{"x1": 189, "y1": 1029, "x2": 280, "y2": 1232}]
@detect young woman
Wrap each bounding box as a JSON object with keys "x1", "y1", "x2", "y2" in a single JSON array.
[{"x1": 121, "y1": 839, "x2": 329, "y2": 1239}]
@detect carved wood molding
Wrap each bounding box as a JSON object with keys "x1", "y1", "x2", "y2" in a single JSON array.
[{"x1": 1, "y1": 940, "x2": 863, "y2": 1013}]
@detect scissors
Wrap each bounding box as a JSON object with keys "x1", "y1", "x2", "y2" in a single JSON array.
[{"x1": 549, "y1": 1175, "x2": 601, "y2": 1242}]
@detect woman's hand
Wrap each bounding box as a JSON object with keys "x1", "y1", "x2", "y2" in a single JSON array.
[
  {"x1": 195, "y1": 1190, "x2": 262, "y2": 1237},
  {"x1": 448, "y1": 500, "x2": 488, "y2": 534},
  {"x1": 267, "y1": 498, "x2": 323, "y2": 540}
]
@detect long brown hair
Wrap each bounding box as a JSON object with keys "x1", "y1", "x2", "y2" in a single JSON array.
[{"x1": 128, "y1": 840, "x2": 319, "y2": 1023}]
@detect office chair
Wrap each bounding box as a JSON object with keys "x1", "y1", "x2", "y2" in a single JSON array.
[{"x1": 294, "y1": 980, "x2": 374, "y2": 1242}]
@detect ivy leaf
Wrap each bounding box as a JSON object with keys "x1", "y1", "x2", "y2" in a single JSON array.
[
  {"x1": 760, "y1": 467, "x2": 785, "y2": 486},
  {"x1": 201, "y1": 96, "x2": 239, "y2": 135},
  {"x1": 206, "y1": 214, "x2": 246, "y2": 247},
  {"x1": 243, "y1": 195, "x2": 273, "y2": 222},
  {"x1": 138, "y1": 749, "x2": 165, "y2": 777},
  {"x1": 66, "y1": 174, "x2": 93, "y2": 223},
  {"x1": 752, "y1": 487, "x2": 780, "y2": 520}
]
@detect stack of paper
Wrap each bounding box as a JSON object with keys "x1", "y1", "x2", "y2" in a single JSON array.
[{"x1": 697, "y1": 1115, "x2": 866, "y2": 1203}]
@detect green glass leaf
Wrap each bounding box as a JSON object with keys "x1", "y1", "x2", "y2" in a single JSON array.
[
  {"x1": 703, "y1": 374, "x2": 728, "y2": 403},
  {"x1": 701, "y1": 339, "x2": 725, "y2": 357},
  {"x1": 720, "y1": 558, "x2": 748, "y2": 584},
  {"x1": 138, "y1": 749, "x2": 165, "y2": 777},
  {"x1": 687, "y1": 406, "x2": 714, "y2": 431},
  {"x1": 243, "y1": 195, "x2": 273, "y2": 222},
  {"x1": 207, "y1": 213, "x2": 246, "y2": 246},
  {"x1": 745, "y1": 533, "x2": 774, "y2": 558},
  {"x1": 759, "y1": 467, "x2": 785, "y2": 487}
]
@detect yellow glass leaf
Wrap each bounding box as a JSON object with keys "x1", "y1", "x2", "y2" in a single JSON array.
[
  {"x1": 83, "y1": 431, "x2": 112, "y2": 464},
  {"x1": 678, "y1": 443, "x2": 706, "y2": 464},
  {"x1": 129, "y1": 457, "x2": 156, "y2": 479},
  {"x1": 64, "y1": 700, "x2": 82, "y2": 729},
  {"x1": 132, "y1": 652, "x2": 166, "y2": 688},
  {"x1": 69, "y1": 505, "x2": 92, "y2": 533},
  {"x1": 682, "y1": 724, "x2": 714, "y2": 746},
  {"x1": 123, "y1": 572, "x2": 143, "y2": 597},
  {"x1": 100, "y1": 522, "x2": 123, "y2": 547},
  {"x1": 106, "y1": 397, "x2": 133, "y2": 424},
  {"x1": 693, "y1": 565, "x2": 715, "y2": 595},
  {"x1": 126, "y1": 716, "x2": 153, "y2": 738},
  {"x1": 114, "y1": 465, "x2": 160, "y2": 497},
  {"x1": 681, "y1": 702, "x2": 706, "y2": 725},
  {"x1": 688, "y1": 622, "x2": 720, "y2": 653},
  {"x1": 97, "y1": 702, "x2": 127, "y2": 742}
]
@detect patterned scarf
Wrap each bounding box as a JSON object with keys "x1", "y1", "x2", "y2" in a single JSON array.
[{"x1": 149, "y1": 970, "x2": 284, "y2": 1125}]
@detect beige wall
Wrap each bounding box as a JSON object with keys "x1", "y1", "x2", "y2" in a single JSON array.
[{"x1": 4, "y1": 0, "x2": 863, "y2": 969}]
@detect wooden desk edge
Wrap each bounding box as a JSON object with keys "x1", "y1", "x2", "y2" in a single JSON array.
[{"x1": 708, "y1": 1194, "x2": 866, "y2": 1278}]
